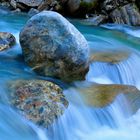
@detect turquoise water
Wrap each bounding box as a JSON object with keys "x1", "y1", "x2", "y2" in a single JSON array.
[{"x1": 1, "y1": 12, "x2": 140, "y2": 140}]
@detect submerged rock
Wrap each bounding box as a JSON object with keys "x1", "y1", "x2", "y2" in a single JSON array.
[
  {"x1": 77, "y1": 83, "x2": 140, "y2": 109},
  {"x1": 0, "y1": 32, "x2": 16, "y2": 52},
  {"x1": 0, "y1": 2, "x2": 11, "y2": 14},
  {"x1": 8, "y1": 79, "x2": 68, "y2": 128},
  {"x1": 89, "y1": 49, "x2": 131, "y2": 64},
  {"x1": 20, "y1": 11, "x2": 89, "y2": 82},
  {"x1": 125, "y1": 90, "x2": 140, "y2": 113}
]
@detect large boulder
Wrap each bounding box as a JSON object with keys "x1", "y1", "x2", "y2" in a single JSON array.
[
  {"x1": 8, "y1": 79, "x2": 68, "y2": 128},
  {"x1": 20, "y1": 11, "x2": 89, "y2": 82},
  {"x1": 0, "y1": 32, "x2": 16, "y2": 52}
]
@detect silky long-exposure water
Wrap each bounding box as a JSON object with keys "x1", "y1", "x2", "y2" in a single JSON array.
[{"x1": 1, "y1": 12, "x2": 140, "y2": 140}]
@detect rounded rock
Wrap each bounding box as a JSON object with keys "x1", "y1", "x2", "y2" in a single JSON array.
[
  {"x1": 20, "y1": 11, "x2": 89, "y2": 82},
  {"x1": 9, "y1": 79, "x2": 68, "y2": 128}
]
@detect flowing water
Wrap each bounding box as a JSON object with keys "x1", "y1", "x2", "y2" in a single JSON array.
[{"x1": 1, "y1": 12, "x2": 140, "y2": 140}]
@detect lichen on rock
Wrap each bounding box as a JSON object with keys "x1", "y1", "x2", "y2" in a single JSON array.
[{"x1": 8, "y1": 79, "x2": 69, "y2": 128}]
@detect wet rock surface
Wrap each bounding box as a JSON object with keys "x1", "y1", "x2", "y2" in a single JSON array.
[
  {"x1": 37, "y1": 0, "x2": 60, "y2": 11},
  {"x1": 1, "y1": 0, "x2": 140, "y2": 26},
  {"x1": 20, "y1": 11, "x2": 89, "y2": 82},
  {"x1": 90, "y1": 49, "x2": 131, "y2": 64},
  {"x1": 125, "y1": 90, "x2": 140, "y2": 113},
  {"x1": 0, "y1": 32, "x2": 16, "y2": 52},
  {"x1": 16, "y1": 0, "x2": 43, "y2": 7},
  {"x1": 8, "y1": 79, "x2": 68, "y2": 128},
  {"x1": 100, "y1": 0, "x2": 140, "y2": 26},
  {"x1": 76, "y1": 83, "x2": 140, "y2": 109},
  {"x1": 10, "y1": 0, "x2": 43, "y2": 11},
  {"x1": 101, "y1": 0, "x2": 130, "y2": 11},
  {"x1": 110, "y1": 3, "x2": 140, "y2": 26}
]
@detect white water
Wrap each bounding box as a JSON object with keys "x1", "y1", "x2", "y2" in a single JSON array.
[
  {"x1": 48, "y1": 91, "x2": 132, "y2": 140},
  {"x1": 86, "y1": 52, "x2": 140, "y2": 88},
  {"x1": 102, "y1": 24, "x2": 140, "y2": 38},
  {"x1": 49, "y1": 52, "x2": 140, "y2": 139},
  {"x1": 45, "y1": 49, "x2": 140, "y2": 140},
  {"x1": 1, "y1": 12, "x2": 140, "y2": 140},
  {"x1": 46, "y1": 25, "x2": 140, "y2": 140}
]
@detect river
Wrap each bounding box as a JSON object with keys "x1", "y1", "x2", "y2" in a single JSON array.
[{"x1": 0, "y1": 12, "x2": 140, "y2": 140}]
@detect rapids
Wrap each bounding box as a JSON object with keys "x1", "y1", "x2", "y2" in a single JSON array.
[{"x1": 1, "y1": 12, "x2": 140, "y2": 140}]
